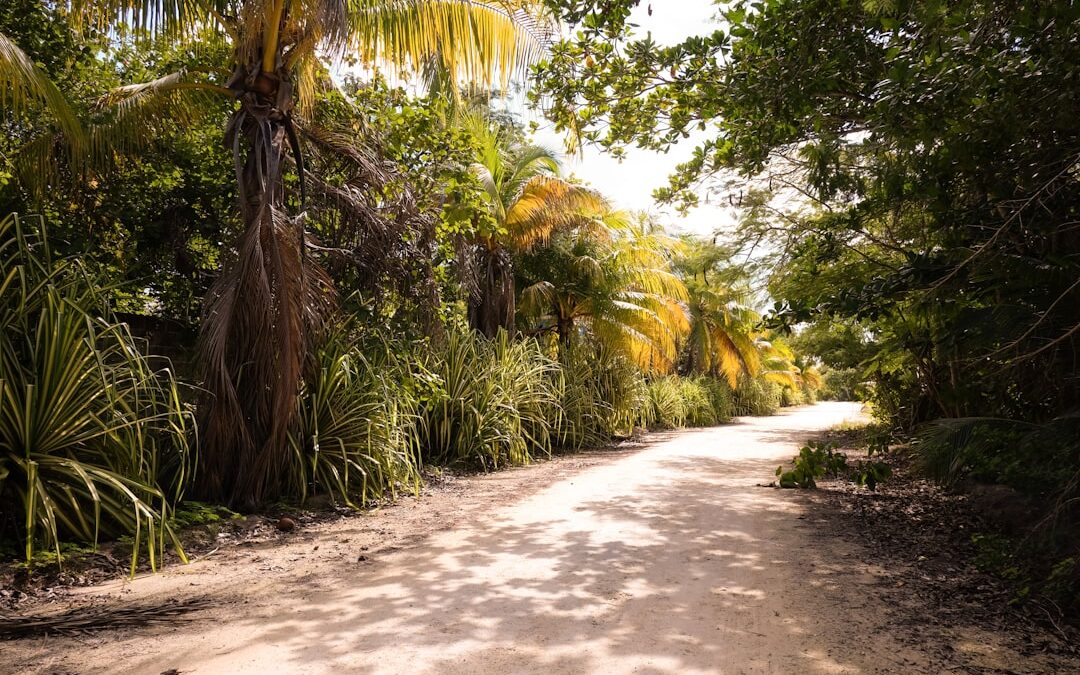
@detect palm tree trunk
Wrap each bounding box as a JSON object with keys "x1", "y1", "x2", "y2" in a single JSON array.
[
  {"x1": 556, "y1": 314, "x2": 573, "y2": 352},
  {"x1": 469, "y1": 247, "x2": 515, "y2": 338},
  {"x1": 196, "y1": 52, "x2": 313, "y2": 510}
]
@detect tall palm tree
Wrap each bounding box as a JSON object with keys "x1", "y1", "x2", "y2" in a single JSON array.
[
  {"x1": 41, "y1": 1, "x2": 544, "y2": 509},
  {"x1": 518, "y1": 213, "x2": 689, "y2": 372},
  {"x1": 675, "y1": 240, "x2": 762, "y2": 387},
  {"x1": 461, "y1": 109, "x2": 606, "y2": 336}
]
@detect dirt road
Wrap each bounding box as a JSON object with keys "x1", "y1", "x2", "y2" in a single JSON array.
[{"x1": 6, "y1": 403, "x2": 943, "y2": 673}]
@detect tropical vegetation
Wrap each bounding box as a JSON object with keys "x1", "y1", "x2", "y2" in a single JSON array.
[
  {"x1": 0, "y1": 1, "x2": 824, "y2": 572},
  {"x1": 534, "y1": 0, "x2": 1080, "y2": 619}
]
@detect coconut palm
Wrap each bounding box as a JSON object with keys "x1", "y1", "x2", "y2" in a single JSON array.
[
  {"x1": 756, "y1": 337, "x2": 800, "y2": 388},
  {"x1": 34, "y1": 1, "x2": 545, "y2": 509},
  {"x1": 675, "y1": 241, "x2": 762, "y2": 387},
  {"x1": 461, "y1": 109, "x2": 607, "y2": 336},
  {"x1": 518, "y1": 213, "x2": 690, "y2": 372}
]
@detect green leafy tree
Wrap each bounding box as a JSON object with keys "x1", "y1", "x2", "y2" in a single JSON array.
[{"x1": 535, "y1": 0, "x2": 1080, "y2": 428}]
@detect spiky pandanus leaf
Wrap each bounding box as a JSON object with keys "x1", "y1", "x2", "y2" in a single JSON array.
[{"x1": 0, "y1": 214, "x2": 193, "y2": 567}]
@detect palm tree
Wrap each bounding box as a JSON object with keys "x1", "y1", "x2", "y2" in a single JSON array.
[
  {"x1": 37, "y1": 1, "x2": 545, "y2": 509},
  {"x1": 675, "y1": 240, "x2": 762, "y2": 387},
  {"x1": 461, "y1": 109, "x2": 607, "y2": 336},
  {"x1": 0, "y1": 32, "x2": 83, "y2": 146},
  {"x1": 518, "y1": 212, "x2": 689, "y2": 372}
]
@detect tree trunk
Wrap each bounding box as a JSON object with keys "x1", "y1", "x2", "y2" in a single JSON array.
[
  {"x1": 195, "y1": 55, "x2": 314, "y2": 510},
  {"x1": 556, "y1": 313, "x2": 573, "y2": 354},
  {"x1": 469, "y1": 246, "x2": 515, "y2": 338}
]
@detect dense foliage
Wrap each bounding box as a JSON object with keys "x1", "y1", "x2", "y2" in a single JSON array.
[
  {"x1": 0, "y1": 1, "x2": 825, "y2": 573},
  {"x1": 534, "y1": 0, "x2": 1080, "y2": 617}
]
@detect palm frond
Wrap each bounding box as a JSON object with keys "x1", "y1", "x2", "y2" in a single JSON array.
[
  {"x1": 347, "y1": 0, "x2": 548, "y2": 89},
  {"x1": 505, "y1": 177, "x2": 608, "y2": 251},
  {"x1": 0, "y1": 32, "x2": 85, "y2": 146}
]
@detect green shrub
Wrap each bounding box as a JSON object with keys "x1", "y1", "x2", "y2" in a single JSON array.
[
  {"x1": 779, "y1": 386, "x2": 804, "y2": 407},
  {"x1": 645, "y1": 377, "x2": 687, "y2": 429},
  {"x1": 590, "y1": 343, "x2": 649, "y2": 437},
  {"x1": 288, "y1": 327, "x2": 421, "y2": 507},
  {"x1": 417, "y1": 330, "x2": 558, "y2": 469},
  {"x1": 680, "y1": 379, "x2": 717, "y2": 427},
  {"x1": 915, "y1": 417, "x2": 1080, "y2": 496},
  {"x1": 549, "y1": 347, "x2": 609, "y2": 450},
  {"x1": 699, "y1": 377, "x2": 736, "y2": 423},
  {"x1": 776, "y1": 440, "x2": 849, "y2": 488},
  {"x1": 734, "y1": 376, "x2": 781, "y2": 416},
  {"x1": 643, "y1": 376, "x2": 736, "y2": 430},
  {"x1": 0, "y1": 214, "x2": 193, "y2": 569},
  {"x1": 820, "y1": 366, "x2": 864, "y2": 401}
]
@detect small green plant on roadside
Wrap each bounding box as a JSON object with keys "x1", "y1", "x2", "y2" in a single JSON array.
[
  {"x1": 853, "y1": 461, "x2": 892, "y2": 491},
  {"x1": 776, "y1": 440, "x2": 848, "y2": 488},
  {"x1": 15, "y1": 542, "x2": 99, "y2": 571}
]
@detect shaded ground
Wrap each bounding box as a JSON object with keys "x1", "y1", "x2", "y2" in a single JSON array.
[
  {"x1": 804, "y1": 429, "x2": 1079, "y2": 672},
  {"x1": 2, "y1": 402, "x2": 1077, "y2": 673}
]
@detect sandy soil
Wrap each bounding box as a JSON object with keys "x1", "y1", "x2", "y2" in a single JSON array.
[{"x1": 1, "y1": 403, "x2": 1066, "y2": 674}]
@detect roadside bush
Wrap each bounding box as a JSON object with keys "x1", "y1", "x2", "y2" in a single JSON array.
[
  {"x1": 551, "y1": 342, "x2": 645, "y2": 448},
  {"x1": 550, "y1": 345, "x2": 609, "y2": 450},
  {"x1": 699, "y1": 377, "x2": 736, "y2": 423},
  {"x1": 734, "y1": 377, "x2": 781, "y2": 416},
  {"x1": 779, "y1": 386, "x2": 804, "y2": 407},
  {"x1": 821, "y1": 366, "x2": 864, "y2": 401},
  {"x1": 915, "y1": 417, "x2": 1080, "y2": 498},
  {"x1": 416, "y1": 330, "x2": 558, "y2": 469},
  {"x1": 288, "y1": 327, "x2": 421, "y2": 507},
  {"x1": 590, "y1": 343, "x2": 649, "y2": 437},
  {"x1": 916, "y1": 417, "x2": 1080, "y2": 621},
  {"x1": 0, "y1": 214, "x2": 193, "y2": 568},
  {"x1": 644, "y1": 376, "x2": 736, "y2": 429},
  {"x1": 776, "y1": 440, "x2": 849, "y2": 488},
  {"x1": 680, "y1": 379, "x2": 717, "y2": 427},
  {"x1": 645, "y1": 377, "x2": 688, "y2": 429}
]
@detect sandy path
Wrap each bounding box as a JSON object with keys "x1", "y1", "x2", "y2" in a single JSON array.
[{"x1": 7, "y1": 402, "x2": 929, "y2": 674}]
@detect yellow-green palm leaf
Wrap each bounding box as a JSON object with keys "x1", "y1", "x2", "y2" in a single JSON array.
[{"x1": 0, "y1": 32, "x2": 84, "y2": 146}]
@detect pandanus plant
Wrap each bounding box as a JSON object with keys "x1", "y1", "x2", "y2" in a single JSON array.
[{"x1": 13, "y1": 1, "x2": 546, "y2": 510}]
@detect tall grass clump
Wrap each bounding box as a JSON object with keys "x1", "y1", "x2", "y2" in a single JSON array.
[
  {"x1": 645, "y1": 377, "x2": 688, "y2": 429},
  {"x1": 288, "y1": 327, "x2": 421, "y2": 507},
  {"x1": 734, "y1": 376, "x2": 782, "y2": 416},
  {"x1": 680, "y1": 379, "x2": 717, "y2": 427},
  {"x1": 698, "y1": 377, "x2": 735, "y2": 423},
  {"x1": 550, "y1": 344, "x2": 609, "y2": 449},
  {"x1": 417, "y1": 330, "x2": 558, "y2": 468},
  {"x1": 0, "y1": 214, "x2": 193, "y2": 569},
  {"x1": 548, "y1": 341, "x2": 649, "y2": 448},
  {"x1": 645, "y1": 376, "x2": 736, "y2": 429},
  {"x1": 588, "y1": 342, "x2": 648, "y2": 437},
  {"x1": 780, "y1": 386, "x2": 805, "y2": 407}
]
